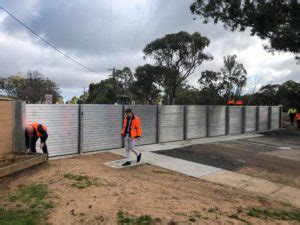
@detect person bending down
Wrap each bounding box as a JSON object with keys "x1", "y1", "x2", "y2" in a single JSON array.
[
  {"x1": 25, "y1": 123, "x2": 48, "y2": 155},
  {"x1": 121, "y1": 108, "x2": 142, "y2": 166}
]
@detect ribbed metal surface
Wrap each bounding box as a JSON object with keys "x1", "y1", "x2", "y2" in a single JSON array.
[
  {"x1": 259, "y1": 106, "x2": 269, "y2": 131},
  {"x1": 160, "y1": 105, "x2": 184, "y2": 142},
  {"x1": 26, "y1": 105, "x2": 79, "y2": 156},
  {"x1": 125, "y1": 105, "x2": 157, "y2": 145},
  {"x1": 245, "y1": 106, "x2": 257, "y2": 132},
  {"x1": 208, "y1": 106, "x2": 226, "y2": 136},
  {"x1": 81, "y1": 105, "x2": 122, "y2": 152},
  {"x1": 13, "y1": 101, "x2": 25, "y2": 153},
  {"x1": 271, "y1": 106, "x2": 280, "y2": 130},
  {"x1": 186, "y1": 105, "x2": 207, "y2": 139},
  {"x1": 229, "y1": 106, "x2": 243, "y2": 134}
]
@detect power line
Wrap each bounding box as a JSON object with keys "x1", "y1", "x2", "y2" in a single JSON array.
[{"x1": 0, "y1": 6, "x2": 101, "y2": 75}]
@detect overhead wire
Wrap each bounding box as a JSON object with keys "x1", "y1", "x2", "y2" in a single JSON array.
[{"x1": 0, "y1": 6, "x2": 101, "y2": 75}]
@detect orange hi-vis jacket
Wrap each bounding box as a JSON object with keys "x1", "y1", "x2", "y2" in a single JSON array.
[
  {"x1": 227, "y1": 100, "x2": 235, "y2": 105},
  {"x1": 235, "y1": 100, "x2": 243, "y2": 106},
  {"x1": 296, "y1": 113, "x2": 300, "y2": 121},
  {"x1": 121, "y1": 115, "x2": 142, "y2": 139},
  {"x1": 29, "y1": 123, "x2": 47, "y2": 137}
]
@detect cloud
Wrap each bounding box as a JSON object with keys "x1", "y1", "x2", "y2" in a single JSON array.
[{"x1": 0, "y1": 0, "x2": 298, "y2": 100}]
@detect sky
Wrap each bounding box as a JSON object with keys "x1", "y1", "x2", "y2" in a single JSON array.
[{"x1": 0, "y1": 0, "x2": 299, "y2": 101}]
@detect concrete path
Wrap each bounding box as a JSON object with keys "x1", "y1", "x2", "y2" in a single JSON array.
[{"x1": 108, "y1": 133, "x2": 300, "y2": 208}]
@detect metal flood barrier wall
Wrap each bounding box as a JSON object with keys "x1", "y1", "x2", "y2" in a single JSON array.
[
  {"x1": 26, "y1": 105, "x2": 79, "y2": 157},
  {"x1": 25, "y1": 104, "x2": 282, "y2": 157}
]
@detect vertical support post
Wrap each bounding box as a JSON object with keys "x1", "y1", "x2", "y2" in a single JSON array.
[
  {"x1": 12, "y1": 101, "x2": 25, "y2": 153},
  {"x1": 206, "y1": 105, "x2": 210, "y2": 137},
  {"x1": 183, "y1": 105, "x2": 188, "y2": 140},
  {"x1": 78, "y1": 104, "x2": 83, "y2": 154},
  {"x1": 157, "y1": 105, "x2": 161, "y2": 143},
  {"x1": 226, "y1": 106, "x2": 230, "y2": 135},
  {"x1": 256, "y1": 106, "x2": 260, "y2": 132},
  {"x1": 122, "y1": 105, "x2": 125, "y2": 148},
  {"x1": 242, "y1": 106, "x2": 246, "y2": 134},
  {"x1": 279, "y1": 105, "x2": 283, "y2": 129},
  {"x1": 268, "y1": 106, "x2": 272, "y2": 130}
]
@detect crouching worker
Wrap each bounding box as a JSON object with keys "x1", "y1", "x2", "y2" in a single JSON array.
[
  {"x1": 25, "y1": 123, "x2": 48, "y2": 155},
  {"x1": 121, "y1": 108, "x2": 142, "y2": 166}
]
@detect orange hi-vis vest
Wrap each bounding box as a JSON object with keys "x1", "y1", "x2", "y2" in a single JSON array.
[
  {"x1": 296, "y1": 113, "x2": 300, "y2": 121},
  {"x1": 31, "y1": 123, "x2": 47, "y2": 137},
  {"x1": 235, "y1": 100, "x2": 243, "y2": 106},
  {"x1": 227, "y1": 100, "x2": 235, "y2": 105},
  {"x1": 121, "y1": 115, "x2": 142, "y2": 138}
]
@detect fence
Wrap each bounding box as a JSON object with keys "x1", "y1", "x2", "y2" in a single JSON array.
[{"x1": 25, "y1": 104, "x2": 282, "y2": 157}]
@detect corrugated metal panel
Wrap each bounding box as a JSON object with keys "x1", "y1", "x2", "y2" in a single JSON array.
[
  {"x1": 81, "y1": 105, "x2": 122, "y2": 152},
  {"x1": 160, "y1": 105, "x2": 184, "y2": 142},
  {"x1": 26, "y1": 104, "x2": 79, "y2": 157},
  {"x1": 229, "y1": 106, "x2": 243, "y2": 134},
  {"x1": 125, "y1": 105, "x2": 157, "y2": 145},
  {"x1": 259, "y1": 106, "x2": 269, "y2": 131},
  {"x1": 186, "y1": 105, "x2": 207, "y2": 139},
  {"x1": 245, "y1": 106, "x2": 257, "y2": 132},
  {"x1": 271, "y1": 106, "x2": 280, "y2": 130},
  {"x1": 208, "y1": 106, "x2": 226, "y2": 136}
]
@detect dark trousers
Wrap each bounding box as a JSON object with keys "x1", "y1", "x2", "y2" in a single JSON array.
[
  {"x1": 25, "y1": 132, "x2": 48, "y2": 154},
  {"x1": 289, "y1": 113, "x2": 296, "y2": 125}
]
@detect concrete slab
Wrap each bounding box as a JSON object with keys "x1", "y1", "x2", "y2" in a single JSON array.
[
  {"x1": 270, "y1": 186, "x2": 300, "y2": 208},
  {"x1": 259, "y1": 149, "x2": 300, "y2": 162},
  {"x1": 103, "y1": 159, "x2": 145, "y2": 169}
]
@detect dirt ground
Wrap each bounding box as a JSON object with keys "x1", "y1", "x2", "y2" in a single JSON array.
[
  {"x1": 156, "y1": 126, "x2": 300, "y2": 189},
  {"x1": 0, "y1": 152, "x2": 299, "y2": 225},
  {"x1": 0, "y1": 154, "x2": 40, "y2": 168}
]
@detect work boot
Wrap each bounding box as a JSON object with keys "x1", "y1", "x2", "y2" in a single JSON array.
[
  {"x1": 137, "y1": 153, "x2": 142, "y2": 163},
  {"x1": 122, "y1": 161, "x2": 131, "y2": 166}
]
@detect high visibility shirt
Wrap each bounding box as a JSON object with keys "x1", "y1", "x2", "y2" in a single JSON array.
[
  {"x1": 288, "y1": 108, "x2": 297, "y2": 115},
  {"x1": 235, "y1": 100, "x2": 243, "y2": 106},
  {"x1": 27, "y1": 123, "x2": 47, "y2": 138},
  {"x1": 296, "y1": 113, "x2": 300, "y2": 120},
  {"x1": 227, "y1": 100, "x2": 235, "y2": 105},
  {"x1": 121, "y1": 114, "x2": 142, "y2": 138}
]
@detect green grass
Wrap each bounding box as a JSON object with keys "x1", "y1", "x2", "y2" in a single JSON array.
[
  {"x1": 247, "y1": 208, "x2": 300, "y2": 221},
  {"x1": 64, "y1": 173, "x2": 99, "y2": 189},
  {"x1": 117, "y1": 211, "x2": 155, "y2": 225},
  {"x1": 208, "y1": 207, "x2": 220, "y2": 214},
  {"x1": 2, "y1": 183, "x2": 54, "y2": 225}
]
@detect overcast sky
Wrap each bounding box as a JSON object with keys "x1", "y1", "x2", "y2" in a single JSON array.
[{"x1": 0, "y1": 0, "x2": 299, "y2": 100}]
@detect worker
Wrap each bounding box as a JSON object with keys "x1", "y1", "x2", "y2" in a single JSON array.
[
  {"x1": 288, "y1": 106, "x2": 297, "y2": 126},
  {"x1": 235, "y1": 100, "x2": 243, "y2": 106},
  {"x1": 121, "y1": 108, "x2": 142, "y2": 166},
  {"x1": 227, "y1": 100, "x2": 235, "y2": 105},
  {"x1": 25, "y1": 123, "x2": 48, "y2": 155},
  {"x1": 296, "y1": 113, "x2": 300, "y2": 129}
]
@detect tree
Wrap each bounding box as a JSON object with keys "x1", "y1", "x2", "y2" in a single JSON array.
[
  {"x1": 0, "y1": 70, "x2": 61, "y2": 103},
  {"x1": 130, "y1": 64, "x2": 162, "y2": 104},
  {"x1": 66, "y1": 96, "x2": 79, "y2": 104},
  {"x1": 221, "y1": 55, "x2": 247, "y2": 100},
  {"x1": 190, "y1": 0, "x2": 300, "y2": 55},
  {"x1": 198, "y1": 70, "x2": 224, "y2": 104},
  {"x1": 114, "y1": 67, "x2": 134, "y2": 96},
  {"x1": 143, "y1": 31, "x2": 212, "y2": 104},
  {"x1": 86, "y1": 78, "x2": 120, "y2": 104}
]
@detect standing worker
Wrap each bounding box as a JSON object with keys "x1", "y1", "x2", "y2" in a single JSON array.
[
  {"x1": 121, "y1": 108, "x2": 142, "y2": 166},
  {"x1": 25, "y1": 123, "x2": 48, "y2": 155},
  {"x1": 288, "y1": 106, "x2": 297, "y2": 125},
  {"x1": 296, "y1": 113, "x2": 300, "y2": 129}
]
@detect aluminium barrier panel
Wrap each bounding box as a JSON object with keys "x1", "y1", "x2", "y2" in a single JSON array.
[
  {"x1": 26, "y1": 104, "x2": 79, "y2": 157},
  {"x1": 259, "y1": 106, "x2": 269, "y2": 131},
  {"x1": 125, "y1": 105, "x2": 157, "y2": 145},
  {"x1": 271, "y1": 106, "x2": 280, "y2": 130},
  {"x1": 208, "y1": 106, "x2": 226, "y2": 136},
  {"x1": 245, "y1": 106, "x2": 257, "y2": 132},
  {"x1": 229, "y1": 106, "x2": 243, "y2": 134},
  {"x1": 186, "y1": 105, "x2": 207, "y2": 139},
  {"x1": 81, "y1": 104, "x2": 122, "y2": 152},
  {"x1": 159, "y1": 105, "x2": 184, "y2": 142}
]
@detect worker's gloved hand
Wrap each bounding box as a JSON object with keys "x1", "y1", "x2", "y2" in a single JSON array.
[{"x1": 40, "y1": 143, "x2": 44, "y2": 149}]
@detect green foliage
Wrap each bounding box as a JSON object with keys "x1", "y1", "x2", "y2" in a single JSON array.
[
  {"x1": 0, "y1": 208, "x2": 42, "y2": 225},
  {"x1": 64, "y1": 173, "x2": 99, "y2": 189},
  {"x1": 144, "y1": 31, "x2": 212, "y2": 104},
  {"x1": 190, "y1": 0, "x2": 300, "y2": 55},
  {"x1": 247, "y1": 208, "x2": 300, "y2": 221},
  {"x1": 116, "y1": 211, "x2": 154, "y2": 225},
  {"x1": 0, "y1": 70, "x2": 61, "y2": 103}
]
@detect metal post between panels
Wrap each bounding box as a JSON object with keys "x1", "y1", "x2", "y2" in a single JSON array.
[
  {"x1": 242, "y1": 106, "x2": 246, "y2": 133},
  {"x1": 183, "y1": 105, "x2": 188, "y2": 140},
  {"x1": 121, "y1": 105, "x2": 125, "y2": 148},
  {"x1": 206, "y1": 105, "x2": 210, "y2": 137},
  {"x1": 279, "y1": 105, "x2": 283, "y2": 128},
  {"x1": 157, "y1": 105, "x2": 161, "y2": 143},
  {"x1": 78, "y1": 104, "x2": 83, "y2": 154},
  {"x1": 268, "y1": 106, "x2": 272, "y2": 130},
  {"x1": 256, "y1": 106, "x2": 260, "y2": 131},
  {"x1": 225, "y1": 106, "x2": 230, "y2": 135}
]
